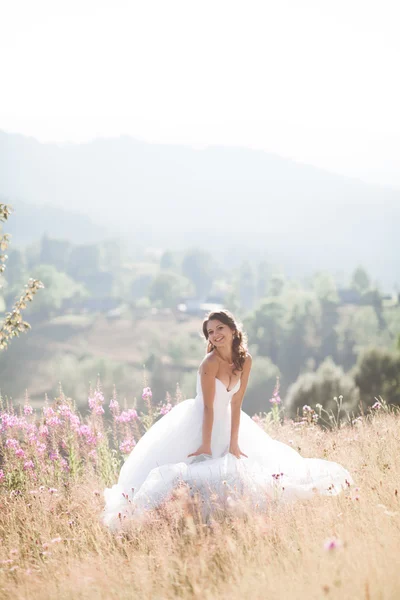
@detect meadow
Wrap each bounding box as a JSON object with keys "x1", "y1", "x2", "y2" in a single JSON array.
[{"x1": 0, "y1": 387, "x2": 399, "y2": 599}]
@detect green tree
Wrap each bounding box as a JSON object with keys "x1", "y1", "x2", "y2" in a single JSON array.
[
  {"x1": 354, "y1": 347, "x2": 400, "y2": 408},
  {"x1": 241, "y1": 356, "x2": 280, "y2": 416},
  {"x1": 148, "y1": 271, "x2": 193, "y2": 308},
  {"x1": 182, "y1": 249, "x2": 214, "y2": 298},
  {"x1": 351, "y1": 266, "x2": 370, "y2": 293},
  {"x1": 285, "y1": 357, "x2": 359, "y2": 418},
  {"x1": 0, "y1": 203, "x2": 44, "y2": 350}
]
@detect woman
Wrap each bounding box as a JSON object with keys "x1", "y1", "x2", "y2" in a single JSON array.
[{"x1": 103, "y1": 310, "x2": 353, "y2": 530}]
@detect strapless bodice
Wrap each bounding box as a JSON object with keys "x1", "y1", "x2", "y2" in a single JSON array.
[{"x1": 195, "y1": 372, "x2": 241, "y2": 414}]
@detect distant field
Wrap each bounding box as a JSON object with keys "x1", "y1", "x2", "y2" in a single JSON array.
[{"x1": 0, "y1": 312, "x2": 206, "y2": 405}]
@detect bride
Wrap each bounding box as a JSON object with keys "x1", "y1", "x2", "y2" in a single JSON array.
[{"x1": 103, "y1": 310, "x2": 353, "y2": 530}]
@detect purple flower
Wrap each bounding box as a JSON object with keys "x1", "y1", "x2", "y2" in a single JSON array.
[
  {"x1": 24, "y1": 460, "x2": 35, "y2": 470},
  {"x1": 43, "y1": 407, "x2": 55, "y2": 418},
  {"x1": 142, "y1": 387, "x2": 152, "y2": 400},
  {"x1": 88, "y1": 390, "x2": 105, "y2": 412},
  {"x1": 36, "y1": 442, "x2": 47, "y2": 455},
  {"x1": 159, "y1": 403, "x2": 172, "y2": 415},
  {"x1": 0, "y1": 470, "x2": 4, "y2": 482},
  {"x1": 39, "y1": 425, "x2": 49, "y2": 437},
  {"x1": 15, "y1": 448, "x2": 26, "y2": 459},
  {"x1": 119, "y1": 438, "x2": 136, "y2": 454},
  {"x1": 269, "y1": 376, "x2": 281, "y2": 404},
  {"x1": 5, "y1": 438, "x2": 19, "y2": 449},
  {"x1": 47, "y1": 416, "x2": 62, "y2": 427},
  {"x1": 115, "y1": 409, "x2": 138, "y2": 423},
  {"x1": 323, "y1": 537, "x2": 343, "y2": 551},
  {"x1": 109, "y1": 398, "x2": 119, "y2": 412},
  {"x1": 24, "y1": 404, "x2": 33, "y2": 416},
  {"x1": 372, "y1": 401, "x2": 381, "y2": 410},
  {"x1": 58, "y1": 405, "x2": 72, "y2": 418}
]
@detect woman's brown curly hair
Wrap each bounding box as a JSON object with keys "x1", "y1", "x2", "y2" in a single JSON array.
[{"x1": 202, "y1": 309, "x2": 248, "y2": 374}]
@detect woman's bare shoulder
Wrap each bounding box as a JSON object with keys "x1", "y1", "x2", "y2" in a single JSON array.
[
  {"x1": 244, "y1": 352, "x2": 253, "y2": 368},
  {"x1": 199, "y1": 352, "x2": 220, "y2": 374}
]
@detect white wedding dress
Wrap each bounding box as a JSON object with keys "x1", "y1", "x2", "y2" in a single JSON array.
[{"x1": 103, "y1": 373, "x2": 353, "y2": 530}]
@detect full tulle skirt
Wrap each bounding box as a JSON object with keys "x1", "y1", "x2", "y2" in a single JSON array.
[{"x1": 103, "y1": 396, "x2": 353, "y2": 531}]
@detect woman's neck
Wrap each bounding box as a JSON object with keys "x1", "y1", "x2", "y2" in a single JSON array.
[{"x1": 215, "y1": 346, "x2": 233, "y2": 365}]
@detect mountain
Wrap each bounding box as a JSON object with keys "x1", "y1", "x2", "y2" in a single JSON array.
[
  {"x1": 0, "y1": 197, "x2": 108, "y2": 246},
  {"x1": 0, "y1": 130, "x2": 399, "y2": 286}
]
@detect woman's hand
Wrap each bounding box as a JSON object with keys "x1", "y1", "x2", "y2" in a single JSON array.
[
  {"x1": 188, "y1": 444, "x2": 212, "y2": 458},
  {"x1": 229, "y1": 442, "x2": 248, "y2": 459}
]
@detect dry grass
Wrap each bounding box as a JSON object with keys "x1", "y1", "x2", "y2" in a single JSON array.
[{"x1": 1, "y1": 412, "x2": 399, "y2": 600}]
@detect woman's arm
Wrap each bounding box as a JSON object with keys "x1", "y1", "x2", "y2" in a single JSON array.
[
  {"x1": 229, "y1": 353, "x2": 252, "y2": 458},
  {"x1": 188, "y1": 354, "x2": 219, "y2": 458}
]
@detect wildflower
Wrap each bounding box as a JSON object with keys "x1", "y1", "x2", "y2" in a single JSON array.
[
  {"x1": 39, "y1": 425, "x2": 49, "y2": 437},
  {"x1": 372, "y1": 401, "x2": 381, "y2": 410},
  {"x1": 5, "y1": 438, "x2": 19, "y2": 449},
  {"x1": 88, "y1": 389, "x2": 105, "y2": 413},
  {"x1": 115, "y1": 409, "x2": 138, "y2": 423},
  {"x1": 69, "y1": 414, "x2": 81, "y2": 431},
  {"x1": 24, "y1": 460, "x2": 35, "y2": 470},
  {"x1": 269, "y1": 376, "x2": 281, "y2": 404},
  {"x1": 24, "y1": 404, "x2": 33, "y2": 416},
  {"x1": 323, "y1": 536, "x2": 342, "y2": 551},
  {"x1": 109, "y1": 398, "x2": 119, "y2": 411},
  {"x1": 0, "y1": 469, "x2": 4, "y2": 482},
  {"x1": 36, "y1": 442, "x2": 47, "y2": 455},
  {"x1": 119, "y1": 438, "x2": 136, "y2": 454},
  {"x1": 43, "y1": 406, "x2": 55, "y2": 418},
  {"x1": 48, "y1": 488, "x2": 58, "y2": 494},
  {"x1": 15, "y1": 448, "x2": 26, "y2": 458},
  {"x1": 78, "y1": 424, "x2": 98, "y2": 445},
  {"x1": 315, "y1": 403, "x2": 322, "y2": 411},
  {"x1": 142, "y1": 387, "x2": 152, "y2": 400},
  {"x1": 303, "y1": 405, "x2": 312, "y2": 413},
  {"x1": 51, "y1": 537, "x2": 62, "y2": 544},
  {"x1": 160, "y1": 403, "x2": 172, "y2": 415},
  {"x1": 47, "y1": 416, "x2": 62, "y2": 427},
  {"x1": 58, "y1": 404, "x2": 72, "y2": 418}
]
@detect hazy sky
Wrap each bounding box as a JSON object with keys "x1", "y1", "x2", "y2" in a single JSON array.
[{"x1": 1, "y1": 0, "x2": 400, "y2": 188}]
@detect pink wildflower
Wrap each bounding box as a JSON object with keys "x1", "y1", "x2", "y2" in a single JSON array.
[
  {"x1": 39, "y1": 425, "x2": 49, "y2": 437},
  {"x1": 43, "y1": 406, "x2": 55, "y2": 418},
  {"x1": 269, "y1": 376, "x2": 281, "y2": 404},
  {"x1": 69, "y1": 414, "x2": 80, "y2": 430},
  {"x1": 323, "y1": 537, "x2": 343, "y2": 551},
  {"x1": 119, "y1": 438, "x2": 136, "y2": 454},
  {"x1": 109, "y1": 398, "x2": 119, "y2": 410},
  {"x1": 24, "y1": 404, "x2": 33, "y2": 416},
  {"x1": 36, "y1": 442, "x2": 47, "y2": 455},
  {"x1": 58, "y1": 405, "x2": 72, "y2": 418},
  {"x1": 142, "y1": 387, "x2": 152, "y2": 400},
  {"x1": 5, "y1": 438, "x2": 19, "y2": 449},
  {"x1": 372, "y1": 401, "x2": 381, "y2": 410},
  {"x1": 160, "y1": 403, "x2": 172, "y2": 415},
  {"x1": 0, "y1": 470, "x2": 4, "y2": 482},
  {"x1": 15, "y1": 448, "x2": 26, "y2": 459},
  {"x1": 88, "y1": 390, "x2": 105, "y2": 413},
  {"x1": 47, "y1": 416, "x2": 62, "y2": 427},
  {"x1": 115, "y1": 409, "x2": 138, "y2": 423},
  {"x1": 24, "y1": 460, "x2": 35, "y2": 470}
]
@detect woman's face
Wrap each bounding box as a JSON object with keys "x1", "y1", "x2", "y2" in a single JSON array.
[{"x1": 206, "y1": 319, "x2": 234, "y2": 348}]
